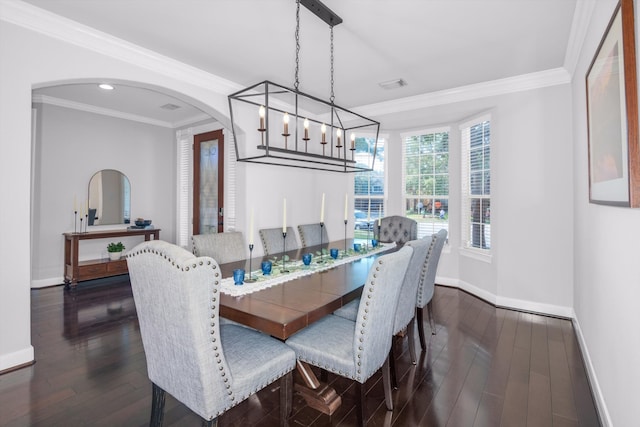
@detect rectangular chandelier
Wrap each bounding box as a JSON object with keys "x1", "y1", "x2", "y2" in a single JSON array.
[{"x1": 228, "y1": 80, "x2": 380, "y2": 173}]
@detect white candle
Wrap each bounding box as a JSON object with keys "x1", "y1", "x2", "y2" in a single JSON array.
[
  {"x1": 336, "y1": 129, "x2": 342, "y2": 146},
  {"x1": 344, "y1": 193, "x2": 348, "y2": 221},
  {"x1": 283, "y1": 112, "x2": 289, "y2": 134},
  {"x1": 367, "y1": 199, "x2": 371, "y2": 222},
  {"x1": 378, "y1": 205, "x2": 382, "y2": 225},
  {"x1": 320, "y1": 193, "x2": 325, "y2": 223},
  {"x1": 304, "y1": 118, "x2": 309, "y2": 139},
  {"x1": 249, "y1": 208, "x2": 254, "y2": 245},
  {"x1": 74, "y1": 195, "x2": 77, "y2": 212},
  {"x1": 259, "y1": 105, "x2": 265, "y2": 129},
  {"x1": 283, "y1": 198, "x2": 287, "y2": 233},
  {"x1": 321, "y1": 123, "x2": 326, "y2": 142},
  {"x1": 350, "y1": 133, "x2": 355, "y2": 149}
]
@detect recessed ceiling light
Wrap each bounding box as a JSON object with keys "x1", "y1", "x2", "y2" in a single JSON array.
[
  {"x1": 160, "y1": 103, "x2": 181, "y2": 110},
  {"x1": 98, "y1": 83, "x2": 114, "y2": 90},
  {"x1": 378, "y1": 78, "x2": 407, "y2": 90}
]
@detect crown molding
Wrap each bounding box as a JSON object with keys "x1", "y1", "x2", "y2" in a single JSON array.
[
  {"x1": 32, "y1": 94, "x2": 210, "y2": 128},
  {"x1": 353, "y1": 67, "x2": 571, "y2": 118},
  {"x1": 563, "y1": 0, "x2": 596, "y2": 78},
  {"x1": 0, "y1": 0, "x2": 242, "y2": 96}
]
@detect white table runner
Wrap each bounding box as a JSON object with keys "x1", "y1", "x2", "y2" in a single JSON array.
[{"x1": 220, "y1": 242, "x2": 396, "y2": 297}]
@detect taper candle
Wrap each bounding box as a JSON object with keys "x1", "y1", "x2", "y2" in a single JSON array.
[
  {"x1": 367, "y1": 199, "x2": 371, "y2": 222},
  {"x1": 74, "y1": 195, "x2": 77, "y2": 212},
  {"x1": 321, "y1": 123, "x2": 326, "y2": 143},
  {"x1": 320, "y1": 193, "x2": 325, "y2": 223},
  {"x1": 283, "y1": 112, "x2": 289, "y2": 134},
  {"x1": 344, "y1": 193, "x2": 348, "y2": 221},
  {"x1": 283, "y1": 198, "x2": 287, "y2": 232},
  {"x1": 259, "y1": 105, "x2": 265, "y2": 129},
  {"x1": 304, "y1": 118, "x2": 309, "y2": 139},
  {"x1": 350, "y1": 133, "x2": 355, "y2": 149},
  {"x1": 249, "y1": 208, "x2": 254, "y2": 245},
  {"x1": 378, "y1": 205, "x2": 382, "y2": 225},
  {"x1": 336, "y1": 129, "x2": 342, "y2": 146}
]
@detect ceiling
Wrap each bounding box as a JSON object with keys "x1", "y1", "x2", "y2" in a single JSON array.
[{"x1": 25, "y1": 0, "x2": 579, "y2": 128}]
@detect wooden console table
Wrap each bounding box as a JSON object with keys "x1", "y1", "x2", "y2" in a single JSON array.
[{"x1": 63, "y1": 228, "x2": 160, "y2": 289}]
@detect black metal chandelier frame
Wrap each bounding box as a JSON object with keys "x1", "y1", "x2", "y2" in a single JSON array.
[{"x1": 228, "y1": 0, "x2": 380, "y2": 173}]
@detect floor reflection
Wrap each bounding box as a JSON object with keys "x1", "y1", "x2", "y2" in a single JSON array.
[{"x1": 63, "y1": 276, "x2": 137, "y2": 341}]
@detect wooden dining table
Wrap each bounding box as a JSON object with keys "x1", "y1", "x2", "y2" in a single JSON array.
[{"x1": 217, "y1": 238, "x2": 396, "y2": 415}]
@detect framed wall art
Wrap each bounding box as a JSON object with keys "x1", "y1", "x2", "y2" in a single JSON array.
[{"x1": 586, "y1": 0, "x2": 640, "y2": 207}]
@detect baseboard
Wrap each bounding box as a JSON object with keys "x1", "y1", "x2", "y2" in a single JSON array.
[
  {"x1": 572, "y1": 316, "x2": 612, "y2": 427},
  {"x1": 436, "y1": 276, "x2": 573, "y2": 318},
  {"x1": 31, "y1": 277, "x2": 64, "y2": 289},
  {"x1": 0, "y1": 346, "x2": 34, "y2": 373}
]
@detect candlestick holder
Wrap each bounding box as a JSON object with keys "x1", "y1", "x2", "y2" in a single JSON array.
[
  {"x1": 336, "y1": 142, "x2": 342, "y2": 159},
  {"x1": 74, "y1": 210, "x2": 78, "y2": 234},
  {"x1": 303, "y1": 132, "x2": 310, "y2": 152},
  {"x1": 85, "y1": 214, "x2": 89, "y2": 233},
  {"x1": 281, "y1": 231, "x2": 289, "y2": 273},
  {"x1": 377, "y1": 224, "x2": 381, "y2": 243},
  {"x1": 318, "y1": 222, "x2": 325, "y2": 263},
  {"x1": 366, "y1": 225, "x2": 371, "y2": 251},
  {"x1": 321, "y1": 140, "x2": 327, "y2": 156},
  {"x1": 350, "y1": 147, "x2": 356, "y2": 161},
  {"x1": 79, "y1": 217, "x2": 84, "y2": 234},
  {"x1": 343, "y1": 219, "x2": 348, "y2": 257},
  {"x1": 245, "y1": 243, "x2": 257, "y2": 283},
  {"x1": 258, "y1": 127, "x2": 266, "y2": 146}
]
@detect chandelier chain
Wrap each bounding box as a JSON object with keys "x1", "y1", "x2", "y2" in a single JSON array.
[
  {"x1": 330, "y1": 25, "x2": 335, "y2": 104},
  {"x1": 294, "y1": 0, "x2": 301, "y2": 91}
]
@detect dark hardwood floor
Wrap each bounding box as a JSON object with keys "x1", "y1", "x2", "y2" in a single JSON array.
[{"x1": 0, "y1": 278, "x2": 601, "y2": 426}]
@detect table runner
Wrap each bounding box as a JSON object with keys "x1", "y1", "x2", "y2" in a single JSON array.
[{"x1": 220, "y1": 242, "x2": 396, "y2": 296}]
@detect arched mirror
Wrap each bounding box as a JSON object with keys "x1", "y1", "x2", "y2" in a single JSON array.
[{"x1": 88, "y1": 169, "x2": 131, "y2": 226}]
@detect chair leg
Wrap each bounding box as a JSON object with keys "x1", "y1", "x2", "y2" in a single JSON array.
[
  {"x1": 427, "y1": 300, "x2": 436, "y2": 335},
  {"x1": 201, "y1": 418, "x2": 218, "y2": 427},
  {"x1": 388, "y1": 346, "x2": 398, "y2": 390},
  {"x1": 407, "y1": 317, "x2": 417, "y2": 365},
  {"x1": 417, "y1": 307, "x2": 427, "y2": 351},
  {"x1": 280, "y1": 371, "x2": 293, "y2": 424},
  {"x1": 320, "y1": 368, "x2": 328, "y2": 383},
  {"x1": 355, "y1": 381, "x2": 365, "y2": 427},
  {"x1": 150, "y1": 382, "x2": 166, "y2": 427},
  {"x1": 381, "y1": 356, "x2": 394, "y2": 411}
]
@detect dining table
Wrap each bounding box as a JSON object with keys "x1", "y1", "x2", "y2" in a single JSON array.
[{"x1": 217, "y1": 238, "x2": 396, "y2": 415}]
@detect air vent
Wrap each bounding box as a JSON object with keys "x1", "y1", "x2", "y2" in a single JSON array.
[
  {"x1": 378, "y1": 79, "x2": 407, "y2": 90},
  {"x1": 160, "y1": 103, "x2": 181, "y2": 110}
]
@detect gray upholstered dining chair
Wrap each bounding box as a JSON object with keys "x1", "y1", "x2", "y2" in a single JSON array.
[
  {"x1": 285, "y1": 246, "x2": 413, "y2": 426},
  {"x1": 333, "y1": 237, "x2": 432, "y2": 387},
  {"x1": 375, "y1": 215, "x2": 418, "y2": 245},
  {"x1": 192, "y1": 231, "x2": 246, "y2": 264},
  {"x1": 126, "y1": 240, "x2": 296, "y2": 427},
  {"x1": 297, "y1": 223, "x2": 329, "y2": 248},
  {"x1": 259, "y1": 226, "x2": 299, "y2": 255},
  {"x1": 417, "y1": 228, "x2": 447, "y2": 350}
]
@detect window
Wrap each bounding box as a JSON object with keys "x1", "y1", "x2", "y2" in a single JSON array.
[
  {"x1": 354, "y1": 136, "x2": 385, "y2": 242},
  {"x1": 461, "y1": 116, "x2": 491, "y2": 250},
  {"x1": 402, "y1": 128, "x2": 449, "y2": 239}
]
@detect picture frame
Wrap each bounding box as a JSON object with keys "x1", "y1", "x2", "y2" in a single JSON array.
[{"x1": 586, "y1": 0, "x2": 640, "y2": 207}]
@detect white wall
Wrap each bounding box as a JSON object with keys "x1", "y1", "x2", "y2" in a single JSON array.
[
  {"x1": 572, "y1": 1, "x2": 640, "y2": 425},
  {"x1": 31, "y1": 103, "x2": 175, "y2": 286}
]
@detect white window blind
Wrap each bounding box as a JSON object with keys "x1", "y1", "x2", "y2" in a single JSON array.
[
  {"x1": 176, "y1": 129, "x2": 192, "y2": 248},
  {"x1": 461, "y1": 116, "x2": 491, "y2": 250},
  {"x1": 401, "y1": 127, "x2": 450, "y2": 239}
]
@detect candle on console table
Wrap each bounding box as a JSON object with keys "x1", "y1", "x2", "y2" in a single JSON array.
[
  {"x1": 367, "y1": 199, "x2": 371, "y2": 222},
  {"x1": 283, "y1": 198, "x2": 287, "y2": 233},
  {"x1": 378, "y1": 205, "x2": 382, "y2": 225},
  {"x1": 344, "y1": 193, "x2": 348, "y2": 221},
  {"x1": 74, "y1": 195, "x2": 77, "y2": 212},
  {"x1": 320, "y1": 193, "x2": 325, "y2": 223},
  {"x1": 249, "y1": 208, "x2": 254, "y2": 245}
]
